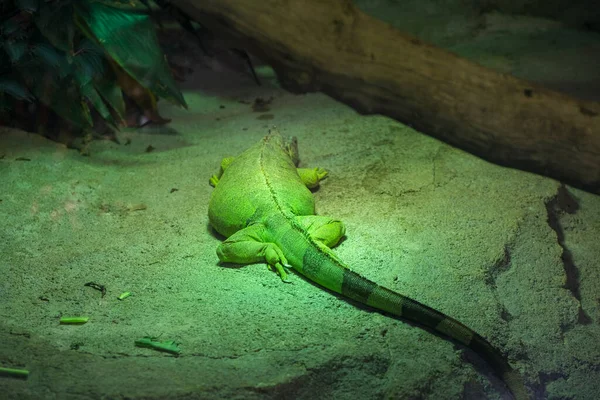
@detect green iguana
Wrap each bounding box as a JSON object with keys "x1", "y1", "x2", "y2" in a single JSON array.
[{"x1": 208, "y1": 128, "x2": 529, "y2": 400}]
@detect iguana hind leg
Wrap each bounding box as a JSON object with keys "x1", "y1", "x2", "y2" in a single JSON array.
[
  {"x1": 295, "y1": 215, "x2": 345, "y2": 248},
  {"x1": 216, "y1": 223, "x2": 291, "y2": 282}
]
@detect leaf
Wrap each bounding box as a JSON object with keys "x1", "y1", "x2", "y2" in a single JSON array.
[
  {"x1": 73, "y1": 38, "x2": 105, "y2": 81},
  {"x1": 93, "y1": 71, "x2": 125, "y2": 123},
  {"x1": 3, "y1": 39, "x2": 27, "y2": 63},
  {"x1": 16, "y1": 0, "x2": 39, "y2": 13},
  {"x1": 0, "y1": 78, "x2": 35, "y2": 101},
  {"x1": 80, "y1": 80, "x2": 114, "y2": 126},
  {"x1": 29, "y1": 72, "x2": 93, "y2": 128},
  {"x1": 90, "y1": 0, "x2": 151, "y2": 10},
  {"x1": 23, "y1": 40, "x2": 72, "y2": 78},
  {"x1": 1, "y1": 17, "x2": 22, "y2": 36},
  {"x1": 33, "y1": 2, "x2": 75, "y2": 54},
  {"x1": 77, "y1": 36, "x2": 104, "y2": 57},
  {"x1": 32, "y1": 42, "x2": 62, "y2": 68},
  {"x1": 138, "y1": 0, "x2": 154, "y2": 12},
  {"x1": 75, "y1": 1, "x2": 187, "y2": 108}
]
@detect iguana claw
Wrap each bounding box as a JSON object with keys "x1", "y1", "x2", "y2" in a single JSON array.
[
  {"x1": 315, "y1": 167, "x2": 328, "y2": 181},
  {"x1": 273, "y1": 262, "x2": 291, "y2": 283}
]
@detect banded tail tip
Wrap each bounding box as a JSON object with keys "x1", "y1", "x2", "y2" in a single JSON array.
[{"x1": 503, "y1": 369, "x2": 530, "y2": 400}]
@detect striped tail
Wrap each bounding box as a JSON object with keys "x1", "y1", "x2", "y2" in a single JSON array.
[
  {"x1": 280, "y1": 227, "x2": 529, "y2": 400},
  {"x1": 342, "y1": 268, "x2": 529, "y2": 400}
]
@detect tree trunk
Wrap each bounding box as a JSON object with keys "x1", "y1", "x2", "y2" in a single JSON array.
[{"x1": 171, "y1": 0, "x2": 600, "y2": 194}]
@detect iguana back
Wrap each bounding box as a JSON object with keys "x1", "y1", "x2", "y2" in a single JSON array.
[{"x1": 208, "y1": 133, "x2": 315, "y2": 238}]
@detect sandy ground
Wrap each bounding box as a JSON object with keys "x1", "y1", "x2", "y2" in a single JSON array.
[{"x1": 1, "y1": 4, "x2": 600, "y2": 400}]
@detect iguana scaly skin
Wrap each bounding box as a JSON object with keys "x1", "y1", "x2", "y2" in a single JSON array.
[{"x1": 208, "y1": 128, "x2": 529, "y2": 400}]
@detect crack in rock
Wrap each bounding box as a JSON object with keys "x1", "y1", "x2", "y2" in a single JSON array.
[
  {"x1": 544, "y1": 184, "x2": 591, "y2": 325},
  {"x1": 484, "y1": 245, "x2": 511, "y2": 289}
]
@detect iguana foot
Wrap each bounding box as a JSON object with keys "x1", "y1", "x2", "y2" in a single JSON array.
[
  {"x1": 215, "y1": 224, "x2": 293, "y2": 282},
  {"x1": 297, "y1": 167, "x2": 328, "y2": 189},
  {"x1": 268, "y1": 262, "x2": 292, "y2": 283},
  {"x1": 209, "y1": 157, "x2": 236, "y2": 187},
  {"x1": 264, "y1": 245, "x2": 291, "y2": 282}
]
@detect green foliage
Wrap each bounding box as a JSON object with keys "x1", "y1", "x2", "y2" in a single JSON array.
[
  {"x1": 77, "y1": 0, "x2": 186, "y2": 107},
  {"x1": 0, "y1": 0, "x2": 186, "y2": 130}
]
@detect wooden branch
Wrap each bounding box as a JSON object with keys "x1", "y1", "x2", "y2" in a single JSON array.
[{"x1": 172, "y1": 0, "x2": 600, "y2": 193}]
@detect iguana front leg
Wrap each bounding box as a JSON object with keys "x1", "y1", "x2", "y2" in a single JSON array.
[
  {"x1": 209, "y1": 156, "x2": 235, "y2": 187},
  {"x1": 297, "y1": 167, "x2": 328, "y2": 189},
  {"x1": 216, "y1": 223, "x2": 292, "y2": 282}
]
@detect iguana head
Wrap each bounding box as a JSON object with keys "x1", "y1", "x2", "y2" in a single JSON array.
[{"x1": 266, "y1": 126, "x2": 300, "y2": 166}]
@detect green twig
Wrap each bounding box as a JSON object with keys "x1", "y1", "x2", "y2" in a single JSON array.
[
  {"x1": 0, "y1": 366, "x2": 29, "y2": 379},
  {"x1": 135, "y1": 337, "x2": 180, "y2": 355},
  {"x1": 117, "y1": 291, "x2": 131, "y2": 300},
  {"x1": 59, "y1": 316, "x2": 89, "y2": 324}
]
